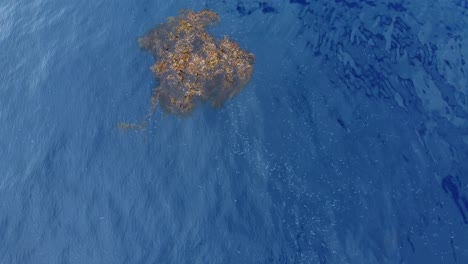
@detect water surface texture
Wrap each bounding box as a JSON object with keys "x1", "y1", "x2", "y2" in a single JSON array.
[{"x1": 1, "y1": 0, "x2": 468, "y2": 263}]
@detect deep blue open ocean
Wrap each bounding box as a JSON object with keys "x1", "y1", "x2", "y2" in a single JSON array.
[{"x1": 1, "y1": 0, "x2": 468, "y2": 263}]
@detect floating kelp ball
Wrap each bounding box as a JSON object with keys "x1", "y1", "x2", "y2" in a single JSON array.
[{"x1": 139, "y1": 9, "x2": 255, "y2": 116}]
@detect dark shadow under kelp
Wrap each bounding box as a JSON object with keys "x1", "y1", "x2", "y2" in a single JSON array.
[{"x1": 119, "y1": 9, "x2": 255, "y2": 130}]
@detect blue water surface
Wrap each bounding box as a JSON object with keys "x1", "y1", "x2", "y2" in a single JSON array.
[{"x1": 1, "y1": 0, "x2": 468, "y2": 263}]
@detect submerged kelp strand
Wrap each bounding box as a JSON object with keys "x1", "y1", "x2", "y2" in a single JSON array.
[{"x1": 119, "y1": 9, "x2": 255, "y2": 129}]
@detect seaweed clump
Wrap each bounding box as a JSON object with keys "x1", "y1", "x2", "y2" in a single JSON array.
[{"x1": 120, "y1": 10, "x2": 255, "y2": 129}]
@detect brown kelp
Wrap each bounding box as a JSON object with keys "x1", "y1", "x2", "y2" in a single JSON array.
[{"x1": 119, "y1": 9, "x2": 255, "y2": 129}]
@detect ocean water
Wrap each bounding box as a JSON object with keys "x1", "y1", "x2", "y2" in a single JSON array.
[{"x1": 1, "y1": 0, "x2": 468, "y2": 263}]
